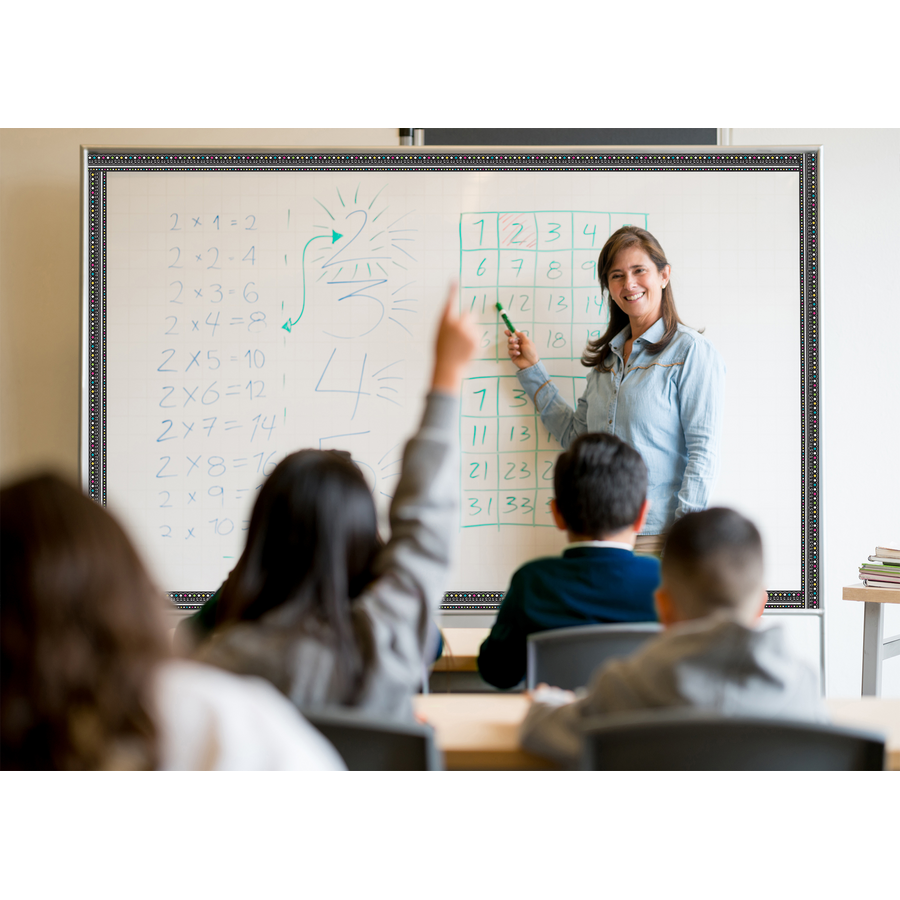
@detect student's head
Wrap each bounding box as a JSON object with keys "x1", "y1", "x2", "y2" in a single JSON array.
[
  {"x1": 552, "y1": 433, "x2": 648, "y2": 540},
  {"x1": 214, "y1": 449, "x2": 381, "y2": 699},
  {"x1": 656, "y1": 507, "x2": 766, "y2": 626},
  {"x1": 1, "y1": 473, "x2": 168, "y2": 770}
]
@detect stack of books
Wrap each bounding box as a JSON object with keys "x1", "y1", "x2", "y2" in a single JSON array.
[{"x1": 859, "y1": 546, "x2": 900, "y2": 589}]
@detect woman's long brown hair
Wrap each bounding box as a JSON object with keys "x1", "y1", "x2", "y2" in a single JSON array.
[
  {"x1": 1, "y1": 473, "x2": 169, "y2": 770},
  {"x1": 582, "y1": 226, "x2": 686, "y2": 371}
]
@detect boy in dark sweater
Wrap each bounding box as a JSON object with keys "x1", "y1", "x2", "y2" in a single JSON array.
[{"x1": 477, "y1": 433, "x2": 660, "y2": 689}]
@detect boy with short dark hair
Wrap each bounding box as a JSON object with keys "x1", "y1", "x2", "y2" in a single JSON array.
[
  {"x1": 519, "y1": 507, "x2": 828, "y2": 766},
  {"x1": 477, "y1": 433, "x2": 659, "y2": 689}
]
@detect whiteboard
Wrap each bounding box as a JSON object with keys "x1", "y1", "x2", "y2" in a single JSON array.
[{"x1": 82, "y1": 149, "x2": 820, "y2": 609}]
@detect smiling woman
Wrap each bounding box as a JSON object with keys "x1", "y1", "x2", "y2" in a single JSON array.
[{"x1": 505, "y1": 226, "x2": 726, "y2": 553}]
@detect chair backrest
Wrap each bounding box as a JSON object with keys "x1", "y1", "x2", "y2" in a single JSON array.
[
  {"x1": 526, "y1": 622, "x2": 663, "y2": 691},
  {"x1": 580, "y1": 710, "x2": 886, "y2": 770},
  {"x1": 301, "y1": 707, "x2": 443, "y2": 771}
]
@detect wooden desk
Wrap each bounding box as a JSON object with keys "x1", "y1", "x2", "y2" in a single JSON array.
[
  {"x1": 843, "y1": 583, "x2": 900, "y2": 696},
  {"x1": 413, "y1": 694, "x2": 900, "y2": 771},
  {"x1": 826, "y1": 699, "x2": 900, "y2": 770},
  {"x1": 413, "y1": 694, "x2": 556, "y2": 769},
  {"x1": 431, "y1": 627, "x2": 490, "y2": 672}
]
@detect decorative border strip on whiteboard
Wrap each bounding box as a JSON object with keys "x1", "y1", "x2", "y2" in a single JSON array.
[{"x1": 82, "y1": 149, "x2": 820, "y2": 611}]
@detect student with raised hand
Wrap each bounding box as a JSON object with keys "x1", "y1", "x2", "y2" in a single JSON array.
[
  {"x1": 519, "y1": 507, "x2": 828, "y2": 767},
  {"x1": 0, "y1": 473, "x2": 345, "y2": 771},
  {"x1": 192, "y1": 287, "x2": 476, "y2": 719},
  {"x1": 477, "y1": 433, "x2": 659, "y2": 690}
]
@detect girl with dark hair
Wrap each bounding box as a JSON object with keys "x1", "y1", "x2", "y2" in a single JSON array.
[
  {"x1": 1, "y1": 473, "x2": 344, "y2": 770},
  {"x1": 506, "y1": 226, "x2": 725, "y2": 554},
  {"x1": 189, "y1": 289, "x2": 476, "y2": 719}
]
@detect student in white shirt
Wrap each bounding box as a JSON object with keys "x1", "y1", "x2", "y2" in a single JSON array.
[{"x1": 0, "y1": 473, "x2": 343, "y2": 771}]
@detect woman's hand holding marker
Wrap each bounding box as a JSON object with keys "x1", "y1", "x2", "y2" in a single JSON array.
[{"x1": 501, "y1": 301, "x2": 540, "y2": 371}]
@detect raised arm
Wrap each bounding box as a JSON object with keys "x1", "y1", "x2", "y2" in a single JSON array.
[{"x1": 358, "y1": 287, "x2": 476, "y2": 680}]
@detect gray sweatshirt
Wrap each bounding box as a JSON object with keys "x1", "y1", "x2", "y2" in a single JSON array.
[
  {"x1": 197, "y1": 391, "x2": 458, "y2": 721},
  {"x1": 519, "y1": 613, "x2": 829, "y2": 767}
]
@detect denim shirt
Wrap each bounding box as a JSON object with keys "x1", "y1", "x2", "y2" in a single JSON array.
[{"x1": 517, "y1": 318, "x2": 725, "y2": 535}]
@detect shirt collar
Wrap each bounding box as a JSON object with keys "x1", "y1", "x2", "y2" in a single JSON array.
[
  {"x1": 564, "y1": 540, "x2": 635, "y2": 552},
  {"x1": 609, "y1": 316, "x2": 666, "y2": 353},
  {"x1": 609, "y1": 324, "x2": 631, "y2": 351},
  {"x1": 639, "y1": 317, "x2": 667, "y2": 344}
]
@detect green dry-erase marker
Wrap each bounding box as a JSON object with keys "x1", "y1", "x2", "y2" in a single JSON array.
[{"x1": 496, "y1": 302, "x2": 517, "y2": 334}]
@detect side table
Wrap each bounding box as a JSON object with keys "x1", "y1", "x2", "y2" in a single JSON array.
[{"x1": 843, "y1": 583, "x2": 900, "y2": 696}]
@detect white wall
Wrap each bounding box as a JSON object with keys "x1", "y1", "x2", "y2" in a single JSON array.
[{"x1": 732, "y1": 129, "x2": 900, "y2": 698}]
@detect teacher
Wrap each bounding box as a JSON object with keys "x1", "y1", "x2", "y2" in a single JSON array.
[{"x1": 507, "y1": 226, "x2": 725, "y2": 555}]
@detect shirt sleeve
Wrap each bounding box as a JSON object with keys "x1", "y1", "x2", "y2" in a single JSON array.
[
  {"x1": 357, "y1": 390, "x2": 459, "y2": 688},
  {"x1": 517, "y1": 360, "x2": 590, "y2": 450},
  {"x1": 518, "y1": 655, "x2": 649, "y2": 767},
  {"x1": 477, "y1": 574, "x2": 528, "y2": 689},
  {"x1": 519, "y1": 696, "x2": 591, "y2": 768},
  {"x1": 675, "y1": 337, "x2": 726, "y2": 521},
  {"x1": 155, "y1": 660, "x2": 347, "y2": 771}
]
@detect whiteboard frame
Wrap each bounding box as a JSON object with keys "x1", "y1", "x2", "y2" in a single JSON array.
[{"x1": 80, "y1": 144, "x2": 822, "y2": 614}]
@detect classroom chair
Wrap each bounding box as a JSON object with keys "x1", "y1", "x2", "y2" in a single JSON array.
[
  {"x1": 301, "y1": 707, "x2": 444, "y2": 771},
  {"x1": 526, "y1": 622, "x2": 663, "y2": 691},
  {"x1": 579, "y1": 710, "x2": 886, "y2": 771}
]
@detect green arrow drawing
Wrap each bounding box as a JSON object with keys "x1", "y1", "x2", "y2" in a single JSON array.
[{"x1": 282, "y1": 229, "x2": 343, "y2": 333}]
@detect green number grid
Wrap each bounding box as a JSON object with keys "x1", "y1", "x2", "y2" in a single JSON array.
[{"x1": 457, "y1": 209, "x2": 647, "y2": 529}]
